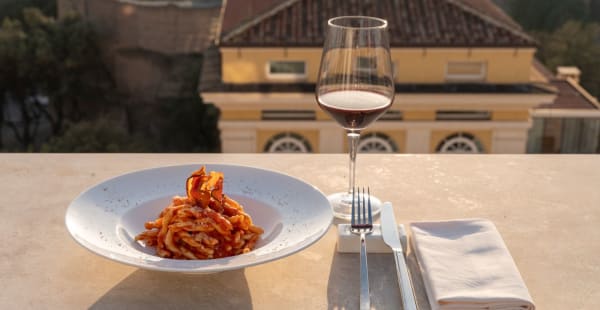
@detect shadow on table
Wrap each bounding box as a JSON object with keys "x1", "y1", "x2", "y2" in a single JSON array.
[
  {"x1": 326, "y1": 243, "x2": 431, "y2": 309},
  {"x1": 89, "y1": 269, "x2": 252, "y2": 310}
]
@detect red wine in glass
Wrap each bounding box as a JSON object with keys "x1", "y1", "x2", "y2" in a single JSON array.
[
  {"x1": 315, "y1": 16, "x2": 394, "y2": 219},
  {"x1": 317, "y1": 90, "x2": 392, "y2": 130}
]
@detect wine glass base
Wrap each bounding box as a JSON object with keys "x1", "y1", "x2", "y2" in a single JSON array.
[{"x1": 327, "y1": 192, "x2": 382, "y2": 220}]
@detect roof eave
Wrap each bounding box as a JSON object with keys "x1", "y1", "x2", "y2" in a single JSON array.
[{"x1": 218, "y1": 42, "x2": 538, "y2": 48}]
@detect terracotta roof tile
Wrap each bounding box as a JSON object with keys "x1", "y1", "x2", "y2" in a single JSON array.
[
  {"x1": 220, "y1": 0, "x2": 536, "y2": 47},
  {"x1": 538, "y1": 79, "x2": 600, "y2": 110},
  {"x1": 453, "y1": 0, "x2": 522, "y2": 30},
  {"x1": 219, "y1": 0, "x2": 286, "y2": 35},
  {"x1": 531, "y1": 60, "x2": 599, "y2": 110}
]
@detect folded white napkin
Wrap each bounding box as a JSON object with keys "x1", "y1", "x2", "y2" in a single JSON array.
[{"x1": 409, "y1": 219, "x2": 535, "y2": 310}]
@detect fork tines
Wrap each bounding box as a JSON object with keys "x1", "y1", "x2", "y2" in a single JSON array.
[{"x1": 351, "y1": 187, "x2": 373, "y2": 229}]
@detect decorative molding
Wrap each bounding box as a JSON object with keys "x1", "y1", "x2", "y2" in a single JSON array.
[
  {"x1": 117, "y1": 0, "x2": 221, "y2": 8},
  {"x1": 532, "y1": 109, "x2": 600, "y2": 118}
]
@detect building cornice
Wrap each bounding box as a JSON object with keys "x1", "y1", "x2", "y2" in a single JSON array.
[
  {"x1": 203, "y1": 92, "x2": 556, "y2": 110},
  {"x1": 117, "y1": 0, "x2": 221, "y2": 8},
  {"x1": 532, "y1": 109, "x2": 600, "y2": 118},
  {"x1": 218, "y1": 120, "x2": 533, "y2": 130}
]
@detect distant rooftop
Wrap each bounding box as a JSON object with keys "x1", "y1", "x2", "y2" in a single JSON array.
[
  {"x1": 219, "y1": 0, "x2": 536, "y2": 47},
  {"x1": 533, "y1": 60, "x2": 599, "y2": 110}
]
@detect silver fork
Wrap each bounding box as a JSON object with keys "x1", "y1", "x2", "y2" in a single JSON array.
[{"x1": 350, "y1": 187, "x2": 374, "y2": 310}]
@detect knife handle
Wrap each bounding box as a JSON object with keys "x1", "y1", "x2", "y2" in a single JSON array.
[
  {"x1": 392, "y1": 249, "x2": 418, "y2": 310},
  {"x1": 359, "y1": 233, "x2": 370, "y2": 310}
]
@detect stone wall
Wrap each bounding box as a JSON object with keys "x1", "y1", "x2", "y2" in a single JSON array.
[
  {"x1": 56, "y1": 0, "x2": 222, "y2": 137},
  {"x1": 58, "y1": 0, "x2": 221, "y2": 103}
]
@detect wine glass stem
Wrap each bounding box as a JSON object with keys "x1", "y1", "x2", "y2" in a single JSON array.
[{"x1": 347, "y1": 131, "x2": 360, "y2": 194}]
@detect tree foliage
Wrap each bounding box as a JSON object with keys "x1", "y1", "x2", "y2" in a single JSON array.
[
  {"x1": 0, "y1": 0, "x2": 56, "y2": 21},
  {"x1": 507, "y1": 0, "x2": 600, "y2": 32},
  {"x1": 503, "y1": 0, "x2": 600, "y2": 99},
  {"x1": 154, "y1": 53, "x2": 221, "y2": 153},
  {"x1": 535, "y1": 21, "x2": 600, "y2": 98},
  {"x1": 158, "y1": 96, "x2": 221, "y2": 153},
  {"x1": 41, "y1": 119, "x2": 152, "y2": 152},
  {"x1": 0, "y1": 8, "x2": 116, "y2": 151},
  {"x1": 1, "y1": 7, "x2": 221, "y2": 153}
]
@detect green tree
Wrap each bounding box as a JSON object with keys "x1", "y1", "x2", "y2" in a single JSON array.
[
  {"x1": 0, "y1": 0, "x2": 56, "y2": 20},
  {"x1": 42, "y1": 11, "x2": 119, "y2": 134},
  {"x1": 0, "y1": 15, "x2": 44, "y2": 150},
  {"x1": 0, "y1": 8, "x2": 117, "y2": 151},
  {"x1": 591, "y1": 0, "x2": 600, "y2": 23},
  {"x1": 42, "y1": 119, "x2": 153, "y2": 152},
  {"x1": 508, "y1": 0, "x2": 588, "y2": 32},
  {"x1": 502, "y1": 1, "x2": 600, "y2": 99},
  {"x1": 535, "y1": 21, "x2": 600, "y2": 98},
  {"x1": 158, "y1": 96, "x2": 221, "y2": 153},
  {"x1": 153, "y1": 53, "x2": 221, "y2": 153}
]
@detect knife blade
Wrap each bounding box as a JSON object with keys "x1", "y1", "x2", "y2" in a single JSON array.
[{"x1": 381, "y1": 202, "x2": 418, "y2": 310}]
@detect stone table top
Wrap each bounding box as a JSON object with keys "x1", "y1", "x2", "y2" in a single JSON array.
[{"x1": 1, "y1": 154, "x2": 598, "y2": 309}]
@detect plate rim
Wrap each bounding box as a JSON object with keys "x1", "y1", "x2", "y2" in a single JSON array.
[{"x1": 65, "y1": 162, "x2": 333, "y2": 273}]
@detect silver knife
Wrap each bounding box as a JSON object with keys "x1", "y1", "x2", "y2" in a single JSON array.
[{"x1": 381, "y1": 202, "x2": 418, "y2": 310}]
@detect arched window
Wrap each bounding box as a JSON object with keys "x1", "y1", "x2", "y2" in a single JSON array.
[
  {"x1": 436, "y1": 132, "x2": 484, "y2": 153},
  {"x1": 358, "y1": 132, "x2": 398, "y2": 153},
  {"x1": 264, "y1": 132, "x2": 312, "y2": 153}
]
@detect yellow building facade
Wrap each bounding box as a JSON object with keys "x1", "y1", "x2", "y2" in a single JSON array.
[{"x1": 201, "y1": 0, "x2": 557, "y2": 153}]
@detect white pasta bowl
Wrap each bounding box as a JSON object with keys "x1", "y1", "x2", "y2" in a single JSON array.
[{"x1": 65, "y1": 163, "x2": 333, "y2": 273}]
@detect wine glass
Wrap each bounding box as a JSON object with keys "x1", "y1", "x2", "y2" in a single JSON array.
[{"x1": 316, "y1": 16, "x2": 395, "y2": 220}]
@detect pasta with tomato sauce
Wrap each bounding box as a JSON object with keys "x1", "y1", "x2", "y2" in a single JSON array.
[{"x1": 135, "y1": 166, "x2": 264, "y2": 259}]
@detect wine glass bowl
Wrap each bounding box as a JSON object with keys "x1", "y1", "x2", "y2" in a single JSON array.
[{"x1": 316, "y1": 16, "x2": 394, "y2": 219}]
